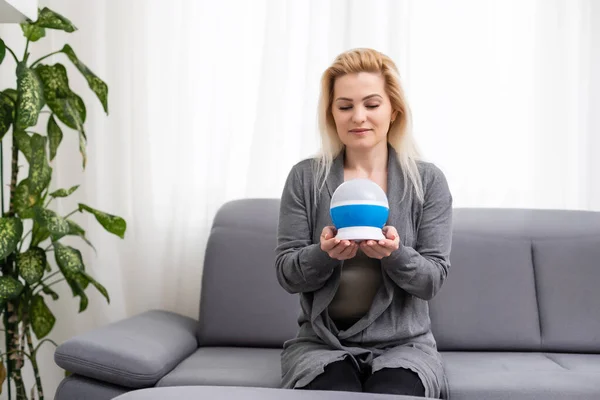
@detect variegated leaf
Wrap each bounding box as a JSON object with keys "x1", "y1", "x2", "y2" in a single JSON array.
[
  {"x1": 82, "y1": 271, "x2": 109, "y2": 303},
  {"x1": 62, "y1": 45, "x2": 108, "y2": 113},
  {"x1": 35, "y1": 64, "x2": 86, "y2": 130},
  {"x1": 3, "y1": 89, "x2": 17, "y2": 103},
  {"x1": 20, "y1": 23, "x2": 46, "y2": 42},
  {"x1": 14, "y1": 179, "x2": 39, "y2": 219},
  {"x1": 35, "y1": 208, "x2": 70, "y2": 236},
  {"x1": 47, "y1": 114, "x2": 63, "y2": 160},
  {"x1": 13, "y1": 129, "x2": 32, "y2": 163},
  {"x1": 34, "y1": 7, "x2": 77, "y2": 32},
  {"x1": 16, "y1": 63, "x2": 44, "y2": 129},
  {"x1": 0, "y1": 38, "x2": 5, "y2": 65},
  {"x1": 17, "y1": 247, "x2": 46, "y2": 285},
  {"x1": 50, "y1": 185, "x2": 79, "y2": 198},
  {"x1": 41, "y1": 283, "x2": 59, "y2": 300},
  {"x1": 50, "y1": 219, "x2": 94, "y2": 251},
  {"x1": 30, "y1": 294, "x2": 56, "y2": 339},
  {"x1": 0, "y1": 217, "x2": 23, "y2": 260},
  {"x1": 73, "y1": 272, "x2": 89, "y2": 291},
  {"x1": 53, "y1": 219, "x2": 95, "y2": 251},
  {"x1": 0, "y1": 91, "x2": 14, "y2": 139},
  {"x1": 53, "y1": 242, "x2": 83, "y2": 276},
  {"x1": 78, "y1": 204, "x2": 126, "y2": 239},
  {"x1": 78, "y1": 120, "x2": 87, "y2": 169},
  {"x1": 53, "y1": 242, "x2": 88, "y2": 312},
  {"x1": 0, "y1": 276, "x2": 24, "y2": 301},
  {"x1": 31, "y1": 220, "x2": 51, "y2": 248},
  {"x1": 28, "y1": 134, "x2": 52, "y2": 196}
]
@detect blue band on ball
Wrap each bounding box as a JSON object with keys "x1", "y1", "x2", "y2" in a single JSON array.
[{"x1": 330, "y1": 204, "x2": 389, "y2": 229}]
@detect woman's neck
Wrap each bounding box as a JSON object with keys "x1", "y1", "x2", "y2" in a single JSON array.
[{"x1": 344, "y1": 143, "x2": 388, "y2": 175}]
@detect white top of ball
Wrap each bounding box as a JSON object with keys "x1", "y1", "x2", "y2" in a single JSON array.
[{"x1": 330, "y1": 178, "x2": 389, "y2": 208}]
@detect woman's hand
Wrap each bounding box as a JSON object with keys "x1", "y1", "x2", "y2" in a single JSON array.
[
  {"x1": 320, "y1": 226, "x2": 358, "y2": 260},
  {"x1": 360, "y1": 226, "x2": 400, "y2": 259}
]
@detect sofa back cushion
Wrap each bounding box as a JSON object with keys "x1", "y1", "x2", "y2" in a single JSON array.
[
  {"x1": 197, "y1": 199, "x2": 300, "y2": 347},
  {"x1": 430, "y1": 208, "x2": 600, "y2": 352},
  {"x1": 199, "y1": 200, "x2": 600, "y2": 352}
]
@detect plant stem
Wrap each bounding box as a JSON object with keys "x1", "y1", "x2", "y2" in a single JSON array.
[
  {"x1": 26, "y1": 323, "x2": 44, "y2": 399},
  {"x1": 30, "y1": 50, "x2": 62, "y2": 68},
  {"x1": 4, "y1": 308, "x2": 12, "y2": 400},
  {"x1": 31, "y1": 272, "x2": 60, "y2": 293},
  {"x1": 33, "y1": 338, "x2": 58, "y2": 354},
  {"x1": 7, "y1": 110, "x2": 25, "y2": 400},
  {"x1": 0, "y1": 348, "x2": 33, "y2": 361},
  {"x1": 8, "y1": 139, "x2": 19, "y2": 216},
  {"x1": 11, "y1": 317, "x2": 27, "y2": 399},
  {"x1": 18, "y1": 230, "x2": 32, "y2": 252},
  {"x1": 23, "y1": 39, "x2": 30, "y2": 61},
  {"x1": 5, "y1": 45, "x2": 18, "y2": 63},
  {"x1": 64, "y1": 209, "x2": 78, "y2": 219},
  {"x1": 34, "y1": 278, "x2": 64, "y2": 293},
  {"x1": 40, "y1": 271, "x2": 60, "y2": 283}
]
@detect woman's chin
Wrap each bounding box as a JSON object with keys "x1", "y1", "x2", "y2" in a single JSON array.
[{"x1": 345, "y1": 139, "x2": 381, "y2": 151}]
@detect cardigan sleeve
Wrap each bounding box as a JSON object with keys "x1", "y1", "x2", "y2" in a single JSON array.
[
  {"x1": 275, "y1": 165, "x2": 340, "y2": 294},
  {"x1": 381, "y1": 164, "x2": 453, "y2": 300}
]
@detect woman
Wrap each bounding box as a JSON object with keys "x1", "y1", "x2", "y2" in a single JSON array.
[{"x1": 275, "y1": 48, "x2": 453, "y2": 398}]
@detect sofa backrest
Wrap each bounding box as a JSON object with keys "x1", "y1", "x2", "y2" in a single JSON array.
[
  {"x1": 429, "y1": 208, "x2": 600, "y2": 352},
  {"x1": 198, "y1": 199, "x2": 600, "y2": 353},
  {"x1": 197, "y1": 199, "x2": 300, "y2": 348}
]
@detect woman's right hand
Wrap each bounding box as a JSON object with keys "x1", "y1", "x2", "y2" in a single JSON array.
[{"x1": 320, "y1": 226, "x2": 358, "y2": 260}]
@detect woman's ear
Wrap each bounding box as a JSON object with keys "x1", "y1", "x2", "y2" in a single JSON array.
[{"x1": 391, "y1": 110, "x2": 399, "y2": 123}]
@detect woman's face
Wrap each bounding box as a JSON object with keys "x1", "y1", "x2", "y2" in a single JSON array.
[{"x1": 331, "y1": 72, "x2": 397, "y2": 152}]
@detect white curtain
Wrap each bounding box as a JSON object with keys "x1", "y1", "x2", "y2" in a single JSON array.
[{"x1": 0, "y1": 0, "x2": 598, "y2": 396}]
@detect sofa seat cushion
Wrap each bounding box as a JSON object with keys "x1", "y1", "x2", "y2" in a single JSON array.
[
  {"x1": 543, "y1": 353, "x2": 600, "y2": 372},
  {"x1": 442, "y1": 352, "x2": 600, "y2": 400},
  {"x1": 157, "y1": 347, "x2": 282, "y2": 388},
  {"x1": 115, "y1": 386, "x2": 430, "y2": 399}
]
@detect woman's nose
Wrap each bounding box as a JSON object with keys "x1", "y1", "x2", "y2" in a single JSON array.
[{"x1": 352, "y1": 107, "x2": 367, "y2": 124}]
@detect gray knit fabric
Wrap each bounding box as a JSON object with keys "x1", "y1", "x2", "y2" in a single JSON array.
[{"x1": 275, "y1": 144, "x2": 453, "y2": 399}]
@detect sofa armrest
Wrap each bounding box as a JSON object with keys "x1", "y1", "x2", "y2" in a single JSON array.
[{"x1": 54, "y1": 310, "x2": 198, "y2": 389}]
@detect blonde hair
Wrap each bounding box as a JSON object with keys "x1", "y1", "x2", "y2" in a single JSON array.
[{"x1": 314, "y1": 48, "x2": 424, "y2": 204}]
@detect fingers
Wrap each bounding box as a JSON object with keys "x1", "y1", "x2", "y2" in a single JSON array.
[
  {"x1": 321, "y1": 236, "x2": 340, "y2": 252},
  {"x1": 320, "y1": 226, "x2": 339, "y2": 251},
  {"x1": 321, "y1": 226, "x2": 337, "y2": 239},
  {"x1": 382, "y1": 226, "x2": 398, "y2": 241},
  {"x1": 360, "y1": 240, "x2": 389, "y2": 259},
  {"x1": 330, "y1": 240, "x2": 356, "y2": 259}
]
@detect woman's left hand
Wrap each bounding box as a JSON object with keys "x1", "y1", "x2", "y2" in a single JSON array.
[{"x1": 360, "y1": 226, "x2": 400, "y2": 259}]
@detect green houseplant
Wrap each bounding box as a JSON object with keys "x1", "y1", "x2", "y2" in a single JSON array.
[{"x1": 0, "y1": 7, "x2": 126, "y2": 400}]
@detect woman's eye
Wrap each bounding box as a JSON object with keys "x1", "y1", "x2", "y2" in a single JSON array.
[
  {"x1": 339, "y1": 106, "x2": 352, "y2": 111},
  {"x1": 366, "y1": 104, "x2": 380, "y2": 109}
]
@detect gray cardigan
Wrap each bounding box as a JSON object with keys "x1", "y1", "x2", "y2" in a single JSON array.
[{"x1": 275, "y1": 145, "x2": 453, "y2": 398}]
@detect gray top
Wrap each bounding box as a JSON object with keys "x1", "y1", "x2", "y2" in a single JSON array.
[
  {"x1": 327, "y1": 249, "x2": 382, "y2": 328},
  {"x1": 275, "y1": 144, "x2": 453, "y2": 399}
]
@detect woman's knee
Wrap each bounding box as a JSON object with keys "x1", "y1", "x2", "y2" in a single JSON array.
[
  {"x1": 363, "y1": 367, "x2": 426, "y2": 396},
  {"x1": 301, "y1": 358, "x2": 362, "y2": 392}
]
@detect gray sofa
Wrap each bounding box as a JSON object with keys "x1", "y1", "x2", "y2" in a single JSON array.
[{"x1": 54, "y1": 198, "x2": 600, "y2": 400}]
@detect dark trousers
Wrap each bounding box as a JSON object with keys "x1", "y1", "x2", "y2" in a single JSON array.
[{"x1": 302, "y1": 357, "x2": 426, "y2": 396}]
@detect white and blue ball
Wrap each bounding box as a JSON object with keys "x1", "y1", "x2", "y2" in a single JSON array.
[{"x1": 329, "y1": 178, "x2": 389, "y2": 241}]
